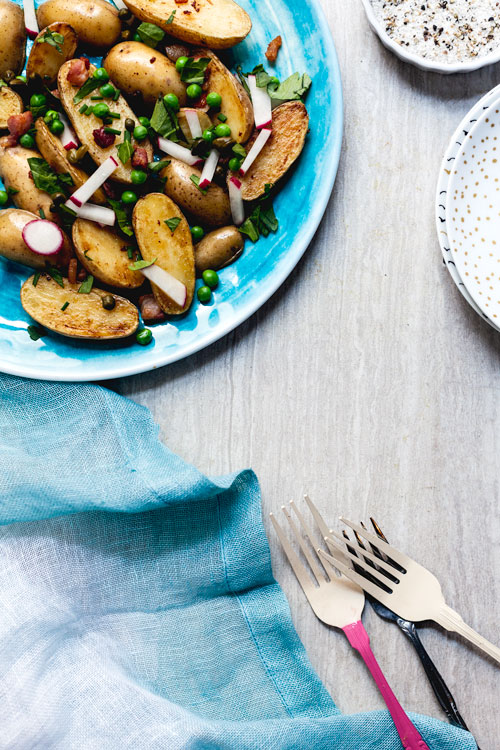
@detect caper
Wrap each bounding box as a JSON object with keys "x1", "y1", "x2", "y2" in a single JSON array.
[
  {"x1": 118, "y1": 7, "x2": 131, "y2": 19},
  {"x1": 9, "y1": 77, "x2": 26, "y2": 90},
  {"x1": 51, "y1": 192, "x2": 66, "y2": 206},
  {"x1": 121, "y1": 28, "x2": 131, "y2": 40},
  {"x1": 3, "y1": 70, "x2": 14, "y2": 83},
  {"x1": 76, "y1": 145, "x2": 88, "y2": 161},
  {"x1": 102, "y1": 294, "x2": 116, "y2": 310},
  {"x1": 67, "y1": 149, "x2": 79, "y2": 164},
  {"x1": 212, "y1": 136, "x2": 235, "y2": 154},
  {"x1": 125, "y1": 117, "x2": 135, "y2": 133}
]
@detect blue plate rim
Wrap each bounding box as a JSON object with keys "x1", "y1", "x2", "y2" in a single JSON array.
[{"x1": 1, "y1": 0, "x2": 343, "y2": 382}]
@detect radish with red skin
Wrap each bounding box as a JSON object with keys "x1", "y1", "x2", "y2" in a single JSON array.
[
  {"x1": 22, "y1": 219, "x2": 63, "y2": 256},
  {"x1": 228, "y1": 177, "x2": 244, "y2": 226},
  {"x1": 248, "y1": 75, "x2": 272, "y2": 130},
  {"x1": 157, "y1": 137, "x2": 203, "y2": 167},
  {"x1": 185, "y1": 110, "x2": 202, "y2": 140},
  {"x1": 199, "y1": 149, "x2": 219, "y2": 189},
  {"x1": 58, "y1": 111, "x2": 78, "y2": 151},
  {"x1": 68, "y1": 156, "x2": 118, "y2": 207},
  {"x1": 140, "y1": 264, "x2": 187, "y2": 308},
  {"x1": 66, "y1": 202, "x2": 116, "y2": 226},
  {"x1": 23, "y1": 0, "x2": 38, "y2": 38},
  {"x1": 239, "y1": 128, "x2": 272, "y2": 176}
]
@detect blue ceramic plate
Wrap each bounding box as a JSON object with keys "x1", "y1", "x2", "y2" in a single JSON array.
[{"x1": 0, "y1": 0, "x2": 342, "y2": 381}]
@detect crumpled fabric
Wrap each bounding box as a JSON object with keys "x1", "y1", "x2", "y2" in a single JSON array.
[{"x1": 0, "y1": 375, "x2": 477, "y2": 749}]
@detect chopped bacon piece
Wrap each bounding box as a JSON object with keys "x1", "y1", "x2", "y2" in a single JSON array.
[
  {"x1": 7, "y1": 111, "x2": 33, "y2": 140},
  {"x1": 77, "y1": 266, "x2": 87, "y2": 281},
  {"x1": 194, "y1": 93, "x2": 207, "y2": 109},
  {"x1": 102, "y1": 180, "x2": 117, "y2": 200},
  {"x1": 131, "y1": 147, "x2": 148, "y2": 169},
  {"x1": 139, "y1": 294, "x2": 167, "y2": 324},
  {"x1": 0, "y1": 134, "x2": 17, "y2": 148},
  {"x1": 67, "y1": 58, "x2": 90, "y2": 86},
  {"x1": 164, "y1": 43, "x2": 191, "y2": 62},
  {"x1": 174, "y1": 0, "x2": 188, "y2": 4},
  {"x1": 93, "y1": 127, "x2": 116, "y2": 148},
  {"x1": 68, "y1": 258, "x2": 77, "y2": 285},
  {"x1": 265, "y1": 35, "x2": 282, "y2": 63}
]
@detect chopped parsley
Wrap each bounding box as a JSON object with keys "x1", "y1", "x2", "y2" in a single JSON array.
[
  {"x1": 27, "y1": 325, "x2": 45, "y2": 341},
  {"x1": 164, "y1": 217, "x2": 181, "y2": 233},
  {"x1": 78, "y1": 275, "x2": 94, "y2": 294},
  {"x1": 180, "y1": 57, "x2": 210, "y2": 86},
  {"x1": 129, "y1": 258, "x2": 156, "y2": 271}
]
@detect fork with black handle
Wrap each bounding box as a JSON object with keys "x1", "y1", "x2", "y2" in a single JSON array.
[{"x1": 343, "y1": 520, "x2": 471, "y2": 735}]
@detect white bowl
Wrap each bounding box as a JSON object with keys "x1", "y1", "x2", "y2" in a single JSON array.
[{"x1": 360, "y1": 0, "x2": 500, "y2": 75}]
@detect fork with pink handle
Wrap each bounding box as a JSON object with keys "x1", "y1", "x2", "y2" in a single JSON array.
[{"x1": 271, "y1": 497, "x2": 431, "y2": 750}]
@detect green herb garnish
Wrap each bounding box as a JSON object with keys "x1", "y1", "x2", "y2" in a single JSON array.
[
  {"x1": 61, "y1": 301, "x2": 69, "y2": 311},
  {"x1": 39, "y1": 208, "x2": 46, "y2": 219},
  {"x1": 79, "y1": 104, "x2": 88, "y2": 114},
  {"x1": 126, "y1": 246, "x2": 134, "y2": 259},
  {"x1": 108, "y1": 198, "x2": 134, "y2": 237},
  {"x1": 7, "y1": 186, "x2": 19, "y2": 196},
  {"x1": 129, "y1": 258, "x2": 156, "y2": 271},
  {"x1": 117, "y1": 130, "x2": 134, "y2": 164},
  {"x1": 271, "y1": 72, "x2": 311, "y2": 102},
  {"x1": 239, "y1": 185, "x2": 278, "y2": 242},
  {"x1": 27, "y1": 324, "x2": 45, "y2": 341},
  {"x1": 38, "y1": 29, "x2": 65, "y2": 54},
  {"x1": 232, "y1": 143, "x2": 246, "y2": 159},
  {"x1": 166, "y1": 9, "x2": 176, "y2": 23},
  {"x1": 150, "y1": 98, "x2": 179, "y2": 140},
  {"x1": 47, "y1": 265, "x2": 64, "y2": 288},
  {"x1": 73, "y1": 76, "x2": 101, "y2": 104},
  {"x1": 164, "y1": 217, "x2": 181, "y2": 233},
  {"x1": 190, "y1": 174, "x2": 208, "y2": 194},
  {"x1": 56, "y1": 203, "x2": 78, "y2": 230},
  {"x1": 136, "y1": 22, "x2": 165, "y2": 48},
  {"x1": 104, "y1": 127, "x2": 121, "y2": 135},
  {"x1": 148, "y1": 159, "x2": 170, "y2": 173},
  {"x1": 27, "y1": 158, "x2": 73, "y2": 196},
  {"x1": 32, "y1": 272, "x2": 40, "y2": 287},
  {"x1": 217, "y1": 113, "x2": 227, "y2": 122},
  {"x1": 180, "y1": 57, "x2": 210, "y2": 86},
  {"x1": 78, "y1": 275, "x2": 94, "y2": 294}
]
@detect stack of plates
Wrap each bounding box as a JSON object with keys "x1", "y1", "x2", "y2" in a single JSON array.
[{"x1": 436, "y1": 84, "x2": 500, "y2": 331}]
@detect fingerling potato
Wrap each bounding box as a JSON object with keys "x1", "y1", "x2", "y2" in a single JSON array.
[
  {"x1": 162, "y1": 158, "x2": 231, "y2": 228},
  {"x1": 178, "y1": 108, "x2": 212, "y2": 144},
  {"x1": 239, "y1": 101, "x2": 309, "y2": 201},
  {"x1": 0, "y1": 208, "x2": 73, "y2": 270},
  {"x1": 199, "y1": 49, "x2": 253, "y2": 144},
  {"x1": 21, "y1": 274, "x2": 139, "y2": 339},
  {"x1": 26, "y1": 23, "x2": 78, "y2": 86},
  {"x1": 0, "y1": 145, "x2": 59, "y2": 223},
  {"x1": 35, "y1": 118, "x2": 106, "y2": 204},
  {"x1": 132, "y1": 192, "x2": 195, "y2": 314},
  {"x1": 0, "y1": 0, "x2": 26, "y2": 78},
  {"x1": 72, "y1": 219, "x2": 144, "y2": 289},
  {"x1": 103, "y1": 42, "x2": 186, "y2": 108},
  {"x1": 122, "y1": 0, "x2": 251, "y2": 49},
  {"x1": 58, "y1": 60, "x2": 154, "y2": 183},
  {"x1": 0, "y1": 86, "x2": 23, "y2": 129},
  {"x1": 194, "y1": 225, "x2": 244, "y2": 273},
  {"x1": 37, "y1": 0, "x2": 121, "y2": 49}
]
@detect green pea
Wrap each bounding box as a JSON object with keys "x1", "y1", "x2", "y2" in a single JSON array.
[
  {"x1": 228, "y1": 157, "x2": 241, "y2": 172},
  {"x1": 30, "y1": 93, "x2": 46, "y2": 108},
  {"x1": 269, "y1": 76, "x2": 280, "y2": 86},
  {"x1": 190, "y1": 225, "x2": 204, "y2": 241},
  {"x1": 202, "y1": 128, "x2": 215, "y2": 143},
  {"x1": 93, "y1": 67, "x2": 109, "y2": 82},
  {"x1": 19, "y1": 133, "x2": 35, "y2": 148},
  {"x1": 100, "y1": 83, "x2": 116, "y2": 98},
  {"x1": 44, "y1": 109, "x2": 59, "y2": 123},
  {"x1": 206, "y1": 92, "x2": 222, "y2": 108},
  {"x1": 186, "y1": 83, "x2": 202, "y2": 100},
  {"x1": 133, "y1": 125, "x2": 148, "y2": 141},
  {"x1": 49, "y1": 118, "x2": 64, "y2": 135},
  {"x1": 163, "y1": 92, "x2": 180, "y2": 111},
  {"x1": 202, "y1": 269, "x2": 218, "y2": 289},
  {"x1": 136, "y1": 328, "x2": 153, "y2": 346},
  {"x1": 133, "y1": 32, "x2": 141, "y2": 42},
  {"x1": 175, "y1": 55, "x2": 188, "y2": 72},
  {"x1": 138, "y1": 116, "x2": 150, "y2": 128},
  {"x1": 93, "y1": 102, "x2": 110, "y2": 120},
  {"x1": 214, "y1": 123, "x2": 231, "y2": 138},
  {"x1": 121, "y1": 190, "x2": 137, "y2": 204},
  {"x1": 197, "y1": 285, "x2": 212, "y2": 304},
  {"x1": 131, "y1": 169, "x2": 147, "y2": 185},
  {"x1": 0, "y1": 190, "x2": 9, "y2": 206}
]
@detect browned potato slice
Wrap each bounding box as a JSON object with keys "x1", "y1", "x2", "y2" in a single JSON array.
[
  {"x1": 103, "y1": 42, "x2": 186, "y2": 108},
  {"x1": 72, "y1": 219, "x2": 144, "y2": 289},
  {"x1": 194, "y1": 226, "x2": 244, "y2": 274},
  {"x1": 58, "y1": 60, "x2": 154, "y2": 183},
  {"x1": 239, "y1": 102, "x2": 309, "y2": 201},
  {"x1": 0, "y1": 145, "x2": 59, "y2": 223},
  {"x1": 133, "y1": 192, "x2": 195, "y2": 315},
  {"x1": 122, "y1": 0, "x2": 251, "y2": 49},
  {"x1": 0, "y1": 0, "x2": 26, "y2": 78},
  {"x1": 35, "y1": 118, "x2": 107, "y2": 205},
  {"x1": 37, "y1": 0, "x2": 120, "y2": 49},
  {"x1": 162, "y1": 158, "x2": 231, "y2": 228},
  {"x1": 21, "y1": 274, "x2": 139, "y2": 339},
  {"x1": 26, "y1": 23, "x2": 78, "y2": 86},
  {"x1": 0, "y1": 86, "x2": 23, "y2": 129},
  {"x1": 198, "y1": 49, "x2": 253, "y2": 144},
  {"x1": 178, "y1": 108, "x2": 212, "y2": 144},
  {"x1": 0, "y1": 208, "x2": 73, "y2": 269}
]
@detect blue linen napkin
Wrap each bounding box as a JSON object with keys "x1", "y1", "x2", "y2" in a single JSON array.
[{"x1": 0, "y1": 374, "x2": 477, "y2": 749}]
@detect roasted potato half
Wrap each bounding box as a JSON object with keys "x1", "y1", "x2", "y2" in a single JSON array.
[
  {"x1": 178, "y1": 108, "x2": 212, "y2": 145},
  {"x1": 26, "y1": 23, "x2": 78, "y2": 86},
  {"x1": 122, "y1": 0, "x2": 251, "y2": 49},
  {"x1": 200, "y1": 49, "x2": 253, "y2": 144},
  {"x1": 37, "y1": 0, "x2": 121, "y2": 49},
  {"x1": 21, "y1": 274, "x2": 139, "y2": 339},
  {"x1": 194, "y1": 226, "x2": 244, "y2": 274},
  {"x1": 72, "y1": 219, "x2": 144, "y2": 289},
  {"x1": 35, "y1": 118, "x2": 106, "y2": 204},
  {"x1": 133, "y1": 192, "x2": 195, "y2": 315},
  {"x1": 162, "y1": 158, "x2": 231, "y2": 228},
  {"x1": 0, "y1": 208, "x2": 73, "y2": 270},
  {"x1": 58, "y1": 61, "x2": 154, "y2": 183},
  {"x1": 239, "y1": 101, "x2": 309, "y2": 201},
  {"x1": 0, "y1": 86, "x2": 23, "y2": 129},
  {"x1": 0, "y1": 146, "x2": 59, "y2": 223},
  {"x1": 0, "y1": 0, "x2": 26, "y2": 78},
  {"x1": 103, "y1": 42, "x2": 186, "y2": 108}
]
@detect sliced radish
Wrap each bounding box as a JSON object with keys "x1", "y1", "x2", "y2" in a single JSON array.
[
  {"x1": 22, "y1": 220, "x2": 63, "y2": 256},
  {"x1": 199, "y1": 149, "x2": 219, "y2": 189},
  {"x1": 58, "y1": 112, "x2": 79, "y2": 151},
  {"x1": 228, "y1": 177, "x2": 245, "y2": 226},
  {"x1": 65, "y1": 202, "x2": 116, "y2": 226},
  {"x1": 248, "y1": 74, "x2": 272, "y2": 130},
  {"x1": 185, "y1": 109, "x2": 202, "y2": 140},
  {"x1": 23, "y1": 0, "x2": 38, "y2": 38},
  {"x1": 141, "y1": 264, "x2": 187, "y2": 308},
  {"x1": 68, "y1": 156, "x2": 118, "y2": 207},
  {"x1": 239, "y1": 128, "x2": 272, "y2": 176},
  {"x1": 112, "y1": 0, "x2": 128, "y2": 8},
  {"x1": 157, "y1": 137, "x2": 202, "y2": 166}
]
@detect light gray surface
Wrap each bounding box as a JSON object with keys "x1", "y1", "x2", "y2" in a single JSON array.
[{"x1": 116, "y1": 2, "x2": 500, "y2": 747}]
